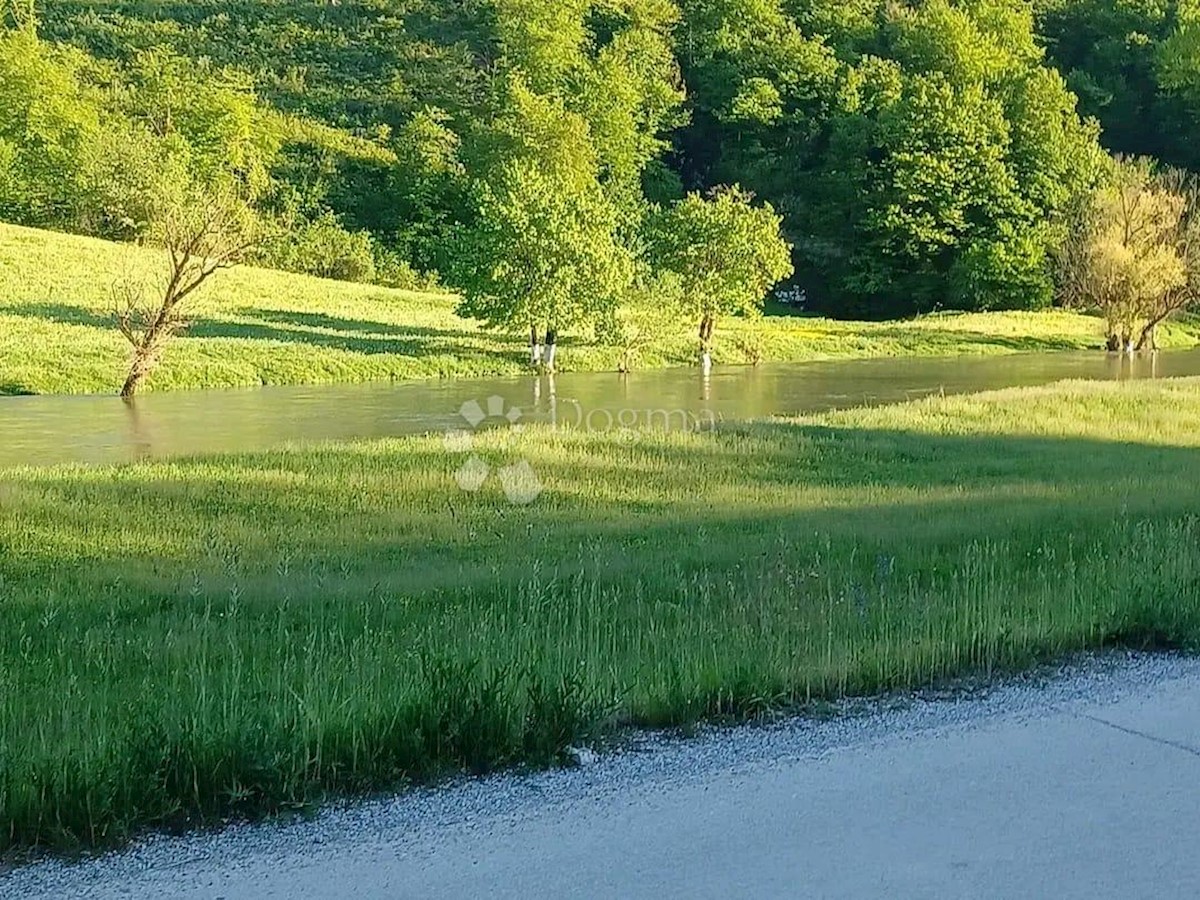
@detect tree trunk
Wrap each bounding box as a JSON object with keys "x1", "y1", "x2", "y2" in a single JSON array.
[
  {"x1": 120, "y1": 366, "x2": 145, "y2": 399},
  {"x1": 544, "y1": 327, "x2": 558, "y2": 372},
  {"x1": 1135, "y1": 321, "x2": 1160, "y2": 352},
  {"x1": 120, "y1": 339, "x2": 157, "y2": 398},
  {"x1": 529, "y1": 325, "x2": 543, "y2": 367},
  {"x1": 698, "y1": 315, "x2": 714, "y2": 372}
]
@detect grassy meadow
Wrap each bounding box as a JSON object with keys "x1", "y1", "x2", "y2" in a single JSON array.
[
  {"x1": 2, "y1": 377, "x2": 1199, "y2": 852},
  {"x1": 4, "y1": 223, "x2": 1198, "y2": 396}
]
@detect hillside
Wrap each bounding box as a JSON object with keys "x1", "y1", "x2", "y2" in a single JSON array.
[{"x1": 2, "y1": 223, "x2": 1196, "y2": 396}]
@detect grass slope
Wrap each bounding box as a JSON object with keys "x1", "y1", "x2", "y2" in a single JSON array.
[
  {"x1": 5, "y1": 223, "x2": 1197, "y2": 396},
  {"x1": 2, "y1": 378, "x2": 1199, "y2": 852}
]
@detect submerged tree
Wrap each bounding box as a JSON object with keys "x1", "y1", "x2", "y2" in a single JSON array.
[
  {"x1": 647, "y1": 186, "x2": 792, "y2": 370},
  {"x1": 1059, "y1": 158, "x2": 1200, "y2": 352},
  {"x1": 116, "y1": 186, "x2": 256, "y2": 397},
  {"x1": 455, "y1": 78, "x2": 634, "y2": 371},
  {"x1": 455, "y1": 158, "x2": 634, "y2": 371}
]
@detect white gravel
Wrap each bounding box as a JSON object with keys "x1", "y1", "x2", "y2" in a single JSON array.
[{"x1": 5, "y1": 651, "x2": 1200, "y2": 899}]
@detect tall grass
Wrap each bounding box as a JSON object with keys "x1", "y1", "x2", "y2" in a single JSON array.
[
  {"x1": 2, "y1": 378, "x2": 1200, "y2": 852},
  {"x1": 5, "y1": 223, "x2": 1196, "y2": 395}
]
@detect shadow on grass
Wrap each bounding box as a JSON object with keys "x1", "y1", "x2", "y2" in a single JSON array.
[
  {"x1": 0, "y1": 302, "x2": 113, "y2": 330},
  {"x1": 0, "y1": 301, "x2": 531, "y2": 365},
  {"x1": 186, "y1": 317, "x2": 455, "y2": 356}
]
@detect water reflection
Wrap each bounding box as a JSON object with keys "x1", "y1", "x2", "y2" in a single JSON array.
[{"x1": 0, "y1": 349, "x2": 1197, "y2": 468}]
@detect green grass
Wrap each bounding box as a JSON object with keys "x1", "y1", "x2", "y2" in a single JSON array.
[
  {"x1": 5, "y1": 223, "x2": 1197, "y2": 396},
  {"x1": 2, "y1": 377, "x2": 1200, "y2": 852}
]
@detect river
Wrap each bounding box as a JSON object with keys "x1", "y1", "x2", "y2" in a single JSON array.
[{"x1": 0, "y1": 349, "x2": 1195, "y2": 467}]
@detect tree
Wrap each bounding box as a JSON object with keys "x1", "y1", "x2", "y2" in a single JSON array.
[
  {"x1": 647, "y1": 186, "x2": 792, "y2": 369},
  {"x1": 0, "y1": 28, "x2": 103, "y2": 229},
  {"x1": 116, "y1": 187, "x2": 257, "y2": 397},
  {"x1": 1058, "y1": 158, "x2": 1199, "y2": 351},
  {"x1": 455, "y1": 158, "x2": 634, "y2": 371},
  {"x1": 454, "y1": 76, "x2": 636, "y2": 371}
]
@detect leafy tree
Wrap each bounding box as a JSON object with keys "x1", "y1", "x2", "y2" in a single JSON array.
[
  {"x1": 1058, "y1": 157, "x2": 1200, "y2": 351},
  {"x1": 455, "y1": 78, "x2": 634, "y2": 371},
  {"x1": 120, "y1": 49, "x2": 280, "y2": 198},
  {"x1": 570, "y1": 1, "x2": 687, "y2": 219},
  {"x1": 455, "y1": 159, "x2": 634, "y2": 371},
  {"x1": 647, "y1": 186, "x2": 793, "y2": 367},
  {"x1": 0, "y1": 28, "x2": 103, "y2": 228},
  {"x1": 1036, "y1": 0, "x2": 1200, "y2": 169}
]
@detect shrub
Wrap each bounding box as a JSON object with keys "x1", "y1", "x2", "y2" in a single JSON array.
[{"x1": 260, "y1": 212, "x2": 376, "y2": 283}]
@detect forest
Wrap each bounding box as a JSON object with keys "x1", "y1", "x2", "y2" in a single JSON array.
[{"x1": 4, "y1": 0, "x2": 1200, "y2": 336}]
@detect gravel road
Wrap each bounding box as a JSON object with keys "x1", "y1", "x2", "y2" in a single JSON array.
[{"x1": 7, "y1": 652, "x2": 1200, "y2": 899}]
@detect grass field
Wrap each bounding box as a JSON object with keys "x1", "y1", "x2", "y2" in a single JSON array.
[
  {"x1": 4, "y1": 223, "x2": 1198, "y2": 396},
  {"x1": 1, "y1": 377, "x2": 1199, "y2": 852}
]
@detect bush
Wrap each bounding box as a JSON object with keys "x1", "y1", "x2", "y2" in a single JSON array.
[
  {"x1": 372, "y1": 245, "x2": 442, "y2": 291},
  {"x1": 260, "y1": 213, "x2": 376, "y2": 283}
]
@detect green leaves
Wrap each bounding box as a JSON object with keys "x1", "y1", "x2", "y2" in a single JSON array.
[
  {"x1": 456, "y1": 156, "x2": 634, "y2": 331},
  {"x1": 647, "y1": 186, "x2": 793, "y2": 328}
]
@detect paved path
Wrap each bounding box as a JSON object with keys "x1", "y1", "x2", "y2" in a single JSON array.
[{"x1": 7, "y1": 654, "x2": 1200, "y2": 899}]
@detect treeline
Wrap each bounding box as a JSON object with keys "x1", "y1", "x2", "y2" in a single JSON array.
[{"x1": 9, "y1": 0, "x2": 1200, "y2": 322}]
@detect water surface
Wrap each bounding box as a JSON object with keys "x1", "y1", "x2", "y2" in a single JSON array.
[{"x1": 0, "y1": 350, "x2": 1195, "y2": 468}]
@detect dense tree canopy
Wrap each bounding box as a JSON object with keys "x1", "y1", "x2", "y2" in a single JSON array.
[{"x1": 4, "y1": 0, "x2": 1199, "y2": 327}]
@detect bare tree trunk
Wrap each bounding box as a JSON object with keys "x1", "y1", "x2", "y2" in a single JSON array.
[
  {"x1": 698, "y1": 314, "x2": 714, "y2": 372},
  {"x1": 529, "y1": 325, "x2": 543, "y2": 367},
  {"x1": 121, "y1": 337, "x2": 162, "y2": 398},
  {"x1": 544, "y1": 326, "x2": 558, "y2": 372},
  {"x1": 120, "y1": 370, "x2": 142, "y2": 399}
]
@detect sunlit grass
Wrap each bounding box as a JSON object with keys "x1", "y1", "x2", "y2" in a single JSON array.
[
  {"x1": 5, "y1": 223, "x2": 1197, "y2": 395},
  {"x1": 1, "y1": 378, "x2": 1199, "y2": 852}
]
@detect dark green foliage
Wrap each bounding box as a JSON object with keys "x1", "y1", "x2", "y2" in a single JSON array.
[{"x1": 258, "y1": 212, "x2": 377, "y2": 283}]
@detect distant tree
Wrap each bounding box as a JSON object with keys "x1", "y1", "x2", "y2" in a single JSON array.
[
  {"x1": 0, "y1": 28, "x2": 103, "y2": 229},
  {"x1": 455, "y1": 157, "x2": 633, "y2": 372},
  {"x1": 455, "y1": 77, "x2": 635, "y2": 371},
  {"x1": 1058, "y1": 158, "x2": 1200, "y2": 352},
  {"x1": 647, "y1": 186, "x2": 793, "y2": 369},
  {"x1": 122, "y1": 49, "x2": 279, "y2": 200},
  {"x1": 116, "y1": 187, "x2": 256, "y2": 397}
]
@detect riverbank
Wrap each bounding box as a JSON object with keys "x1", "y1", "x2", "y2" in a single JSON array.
[
  {"x1": 2, "y1": 377, "x2": 1199, "y2": 853},
  {"x1": 5, "y1": 223, "x2": 1198, "y2": 395}
]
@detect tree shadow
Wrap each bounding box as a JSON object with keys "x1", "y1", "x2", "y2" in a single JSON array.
[
  {"x1": 186, "y1": 318, "x2": 454, "y2": 356},
  {"x1": 0, "y1": 303, "x2": 112, "y2": 330}
]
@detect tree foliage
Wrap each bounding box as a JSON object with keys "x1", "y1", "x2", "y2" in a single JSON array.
[
  {"x1": 1059, "y1": 157, "x2": 1200, "y2": 350},
  {"x1": 15, "y1": 0, "x2": 1200, "y2": 334},
  {"x1": 647, "y1": 186, "x2": 793, "y2": 355}
]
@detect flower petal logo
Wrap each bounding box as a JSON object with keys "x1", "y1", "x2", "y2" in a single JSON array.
[{"x1": 444, "y1": 395, "x2": 543, "y2": 505}]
